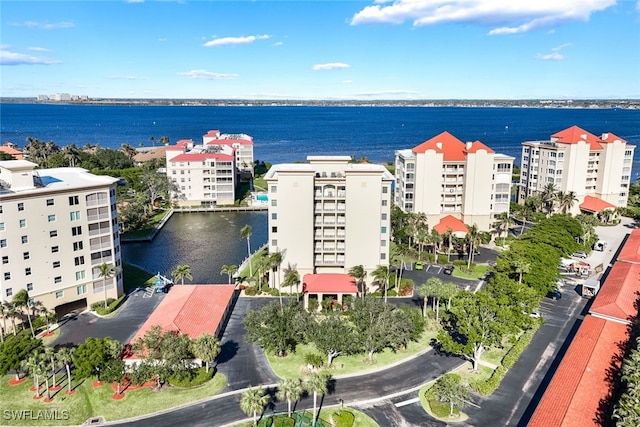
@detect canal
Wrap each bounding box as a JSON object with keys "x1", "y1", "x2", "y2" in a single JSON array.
[{"x1": 121, "y1": 211, "x2": 268, "y2": 283}]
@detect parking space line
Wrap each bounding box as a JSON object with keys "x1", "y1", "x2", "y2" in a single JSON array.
[{"x1": 395, "y1": 397, "x2": 419, "y2": 407}]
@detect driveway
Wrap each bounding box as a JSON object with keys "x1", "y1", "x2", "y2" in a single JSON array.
[{"x1": 51, "y1": 288, "x2": 166, "y2": 348}]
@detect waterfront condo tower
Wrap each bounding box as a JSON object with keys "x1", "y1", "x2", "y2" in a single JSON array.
[
  {"x1": 0, "y1": 160, "x2": 123, "y2": 317},
  {"x1": 265, "y1": 156, "x2": 394, "y2": 290},
  {"x1": 518, "y1": 126, "x2": 634, "y2": 214},
  {"x1": 394, "y1": 131, "x2": 515, "y2": 233}
]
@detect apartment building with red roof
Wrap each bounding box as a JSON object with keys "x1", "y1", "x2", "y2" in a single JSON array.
[
  {"x1": 394, "y1": 131, "x2": 514, "y2": 233},
  {"x1": 518, "y1": 125, "x2": 634, "y2": 214}
]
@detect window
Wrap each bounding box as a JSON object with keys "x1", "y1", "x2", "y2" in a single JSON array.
[
  {"x1": 73, "y1": 241, "x2": 83, "y2": 251},
  {"x1": 4, "y1": 273, "x2": 10, "y2": 281},
  {"x1": 382, "y1": 200, "x2": 388, "y2": 206},
  {"x1": 27, "y1": 283, "x2": 33, "y2": 291},
  {"x1": 70, "y1": 211, "x2": 81, "y2": 221},
  {"x1": 54, "y1": 277, "x2": 62, "y2": 284},
  {"x1": 74, "y1": 256, "x2": 85, "y2": 266},
  {"x1": 21, "y1": 236, "x2": 28, "y2": 244},
  {"x1": 72, "y1": 226, "x2": 82, "y2": 236},
  {"x1": 75, "y1": 271, "x2": 86, "y2": 281},
  {"x1": 48, "y1": 214, "x2": 56, "y2": 222},
  {"x1": 53, "y1": 261, "x2": 61, "y2": 268},
  {"x1": 2, "y1": 256, "x2": 7, "y2": 264},
  {"x1": 46, "y1": 199, "x2": 54, "y2": 206},
  {"x1": 381, "y1": 226, "x2": 387, "y2": 234},
  {"x1": 0, "y1": 205, "x2": 2, "y2": 213},
  {"x1": 271, "y1": 200, "x2": 277, "y2": 207},
  {"x1": 381, "y1": 240, "x2": 386, "y2": 247},
  {"x1": 25, "y1": 267, "x2": 31, "y2": 276},
  {"x1": 55, "y1": 290, "x2": 63, "y2": 298},
  {"x1": 77, "y1": 285, "x2": 87, "y2": 295},
  {"x1": 271, "y1": 185, "x2": 277, "y2": 193},
  {"x1": 271, "y1": 213, "x2": 277, "y2": 220},
  {"x1": 382, "y1": 187, "x2": 388, "y2": 194},
  {"x1": 19, "y1": 219, "x2": 26, "y2": 228},
  {"x1": 271, "y1": 239, "x2": 278, "y2": 246},
  {"x1": 5, "y1": 288, "x2": 12, "y2": 297},
  {"x1": 0, "y1": 222, "x2": 4, "y2": 231},
  {"x1": 272, "y1": 226, "x2": 278, "y2": 233},
  {"x1": 0, "y1": 239, "x2": 6, "y2": 248},
  {"x1": 18, "y1": 202, "x2": 24, "y2": 211},
  {"x1": 50, "y1": 230, "x2": 58, "y2": 238},
  {"x1": 69, "y1": 196, "x2": 79, "y2": 206},
  {"x1": 51, "y1": 246, "x2": 59, "y2": 253},
  {"x1": 381, "y1": 213, "x2": 387, "y2": 220},
  {"x1": 380, "y1": 253, "x2": 387, "y2": 260}
]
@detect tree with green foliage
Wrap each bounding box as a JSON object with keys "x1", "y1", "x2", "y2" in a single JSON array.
[
  {"x1": 512, "y1": 258, "x2": 531, "y2": 284},
  {"x1": 57, "y1": 346, "x2": 75, "y2": 393},
  {"x1": 348, "y1": 264, "x2": 367, "y2": 297},
  {"x1": 243, "y1": 301, "x2": 310, "y2": 357},
  {"x1": 556, "y1": 190, "x2": 578, "y2": 214},
  {"x1": 372, "y1": 265, "x2": 391, "y2": 302},
  {"x1": 171, "y1": 264, "x2": 193, "y2": 285},
  {"x1": 427, "y1": 373, "x2": 470, "y2": 417},
  {"x1": 306, "y1": 372, "x2": 330, "y2": 425},
  {"x1": 418, "y1": 278, "x2": 445, "y2": 320},
  {"x1": 466, "y1": 224, "x2": 480, "y2": 269},
  {"x1": 312, "y1": 316, "x2": 356, "y2": 367},
  {"x1": 613, "y1": 336, "x2": 640, "y2": 426},
  {"x1": 540, "y1": 183, "x2": 557, "y2": 216},
  {"x1": 437, "y1": 291, "x2": 515, "y2": 371},
  {"x1": 73, "y1": 337, "x2": 121, "y2": 380},
  {"x1": 269, "y1": 249, "x2": 286, "y2": 306},
  {"x1": 240, "y1": 225, "x2": 253, "y2": 277},
  {"x1": 277, "y1": 378, "x2": 304, "y2": 417},
  {"x1": 0, "y1": 332, "x2": 42, "y2": 375},
  {"x1": 240, "y1": 387, "x2": 270, "y2": 427},
  {"x1": 282, "y1": 263, "x2": 301, "y2": 298},
  {"x1": 11, "y1": 289, "x2": 35, "y2": 338},
  {"x1": 220, "y1": 264, "x2": 238, "y2": 284},
  {"x1": 97, "y1": 262, "x2": 117, "y2": 308},
  {"x1": 191, "y1": 333, "x2": 221, "y2": 373},
  {"x1": 492, "y1": 213, "x2": 513, "y2": 247}
]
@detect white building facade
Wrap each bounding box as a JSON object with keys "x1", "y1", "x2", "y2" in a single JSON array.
[
  {"x1": 265, "y1": 156, "x2": 394, "y2": 289},
  {"x1": 0, "y1": 160, "x2": 123, "y2": 317},
  {"x1": 395, "y1": 131, "x2": 514, "y2": 232},
  {"x1": 518, "y1": 126, "x2": 634, "y2": 213}
]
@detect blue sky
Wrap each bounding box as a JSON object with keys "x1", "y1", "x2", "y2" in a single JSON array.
[{"x1": 1, "y1": 0, "x2": 639, "y2": 100}]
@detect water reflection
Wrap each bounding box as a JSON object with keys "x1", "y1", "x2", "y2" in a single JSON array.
[{"x1": 121, "y1": 212, "x2": 268, "y2": 283}]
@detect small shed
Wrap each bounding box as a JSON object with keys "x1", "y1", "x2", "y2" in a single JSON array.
[{"x1": 582, "y1": 279, "x2": 601, "y2": 298}]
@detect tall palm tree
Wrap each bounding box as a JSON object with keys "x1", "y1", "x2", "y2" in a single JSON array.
[
  {"x1": 556, "y1": 191, "x2": 578, "y2": 214},
  {"x1": 6, "y1": 303, "x2": 18, "y2": 336},
  {"x1": 191, "y1": 333, "x2": 221, "y2": 373},
  {"x1": 171, "y1": 264, "x2": 193, "y2": 286},
  {"x1": 525, "y1": 194, "x2": 543, "y2": 214},
  {"x1": 159, "y1": 136, "x2": 170, "y2": 145},
  {"x1": 372, "y1": 265, "x2": 391, "y2": 302},
  {"x1": 540, "y1": 183, "x2": 557, "y2": 216},
  {"x1": 240, "y1": 225, "x2": 253, "y2": 277},
  {"x1": 465, "y1": 224, "x2": 479, "y2": 269},
  {"x1": 348, "y1": 265, "x2": 367, "y2": 297},
  {"x1": 12, "y1": 289, "x2": 35, "y2": 338},
  {"x1": 513, "y1": 259, "x2": 531, "y2": 284},
  {"x1": 493, "y1": 212, "x2": 513, "y2": 247},
  {"x1": 220, "y1": 264, "x2": 238, "y2": 284},
  {"x1": 306, "y1": 372, "x2": 330, "y2": 424},
  {"x1": 36, "y1": 302, "x2": 51, "y2": 334},
  {"x1": 282, "y1": 263, "x2": 301, "y2": 299},
  {"x1": 240, "y1": 387, "x2": 270, "y2": 427},
  {"x1": 38, "y1": 353, "x2": 52, "y2": 400},
  {"x1": 518, "y1": 205, "x2": 532, "y2": 236},
  {"x1": 97, "y1": 262, "x2": 117, "y2": 308},
  {"x1": 0, "y1": 302, "x2": 7, "y2": 343},
  {"x1": 269, "y1": 249, "x2": 286, "y2": 306},
  {"x1": 57, "y1": 347, "x2": 75, "y2": 393},
  {"x1": 444, "y1": 228, "x2": 454, "y2": 263},
  {"x1": 430, "y1": 229, "x2": 442, "y2": 264},
  {"x1": 25, "y1": 351, "x2": 43, "y2": 397},
  {"x1": 44, "y1": 347, "x2": 59, "y2": 390},
  {"x1": 277, "y1": 378, "x2": 304, "y2": 417}
]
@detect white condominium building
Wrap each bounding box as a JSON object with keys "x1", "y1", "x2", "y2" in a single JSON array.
[
  {"x1": 395, "y1": 131, "x2": 514, "y2": 233},
  {"x1": 265, "y1": 156, "x2": 394, "y2": 289},
  {"x1": 202, "y1": 130, "x2": 254, "y2": 176},
  {"x1": 518, "y1": 126, "x2": 634, "y2": 213},
  {"x1": 0, "y1": 160, "x2": 122, "y2": 317}
]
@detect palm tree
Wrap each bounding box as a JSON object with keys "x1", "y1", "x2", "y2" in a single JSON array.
[
  {"x1": 430, "y1": 229, "x2": 442, "y2": 264},
  {"x1": 159, "y1": 136, "x2": 170, "y2": 145},
  {"x1": 556, "y1": 191, "x2": 578, "y2": 214},
  {"x1": 465, "y1": 224, "x2": 479, "y2": 269},
  {"x1": 348, "y1": 265, "x2": 367, "y2": 297},
  {"x1": 525, "y1": 194, "x2": 543, "y2": 214},
  {"x1": 372, "y1": 265, "x2": 391, "y2": 303},
  {"x1": 444, "y1": 228, "x2": 454, "y2": 263},
  {"x1": 25, "y1": 351, "x2": 43, "y2": 397},
  {"x1": 38, "y1": 353, "x2": 52, "y2": 400},
  {"x1": 540, "y1": 183, "x2": 557, "y2": 216},
  {"x1": 171, "y1": 264, "x2": 193, "y2": 285},
  {"x1": 240, "y1": 387, "x2": 270, "y2": 427},
  {"x1": 277, "y1": 378, "x2": 304, "y2": 417},
  {"x1": 97, "y1": 262, "x2": 117, "y2": 308},
  {"x1": 149, "y1": 136, "x2": 155, "y2": 146},
  {"x1": 44, "y1": 347, "x2": 59, "y2": 390},
  {"x1": 282, "y1": 263, "x2": 301, "y2": 299},
  {"x1": 493, "y1": 212, "x2": 513, "y2": 247},
  {"x1": 220, "y1": 264, "x2": 238, "y2": 284},
  {"x1": 12, "y1": 289, "x2": 35, "y2": 338},
  {"x1": 0, "y1": 302, "x2": 7, "y2": 343},
  {"x1": 513, "y1": 259, "x2": 531, "y2": 284},
  {"x1": 120, "y1": 143, "x2": 137, "y2": 159},
  {"x1": 269, "y1": 249, "x2": 286, "y2": 306},
  {"x1": 306, "y1": 372, "x2": 330, "y2": 425},
  {"x1": 240, "y1": 225, "x2": 253, "y2": 277},
  {"x1": 418, "y1": 278, "x2": 444, "y2": 320},
  {"x1": 57, "y1": 347, "x2": 75, "y2": 393},
  {"x1": 36, "y1": 302, "x2": 51, "y2": 334},
  {"x1": 6, "y1": 303, "x2": 18, "y2": 336},
  {"x1": 518, "y1": 205, "x2": 532, "y2": 236},
  {"x1": 191, "y1": 334, "x2": 221, "y2": 373}
]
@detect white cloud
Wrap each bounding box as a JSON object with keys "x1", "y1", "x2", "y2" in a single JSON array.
[
  {"x1": 27, "y1": 47, "x2": 52, "y2": 52},
  {"x1": 178, "y1": 70, "x2": 238, "y2": 80},
  {"x1": 107, "y1": 75, "x2": 139, "y2": 80},
  {"x1": 0, "y1": 49, "x2": 61, "y2": 65},
  {"x1": 312, "y1": 63, "x2": 350, "y2": 71},
  {"x1": 11, "y1": 21, "x2": 75, "y2": 30},
  {"x1": 203, "y1": 35, "x2": 271, "y2": 47},
  {"x1": 535, "y1": 42, "x2": 571, "y2": 60},
  {"x1": 356, "y1": 89, "x2": 420, "y2": 96},
  {"x1": 272, "y1": 41, "x2": 283, "y2": 47},
  {"x1": 351, "y1": 0, "x2": 615, "y2": 34}
]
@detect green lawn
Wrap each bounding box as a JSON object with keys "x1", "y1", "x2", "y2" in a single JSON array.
[
  {"x1": 238, "y1": 408, "x2": 378, "y2": 427},
  {"x1": 0, "y1": 373, "x2": 226, "y2": 426},
  {"x1": 122, "y1": 263, "x2": 157, "y2": 292},
  {"x1": 419, "y1": 383, "x2": 469, "y2": 423},
  {"x1": 451, "y1": 264, "x2": 489, "y2": 280},
  {"x1": 120, "y1": 209, "x2": 171, "y2": 240},
  {"x1": 481, "y1": 347, "x2": 508, "y2": 367},
  {"x1": 267, "y1": 331, "x2": 436, "y2": 380}
]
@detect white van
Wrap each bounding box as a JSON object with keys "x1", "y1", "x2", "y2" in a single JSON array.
[{"x1": 594, "y1": 241, "x2": 607, "y2": 252}]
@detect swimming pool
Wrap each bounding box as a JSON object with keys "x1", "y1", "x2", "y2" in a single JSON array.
[{"x1": 256, "y1": 194, "x2": 268, "y2": 202}]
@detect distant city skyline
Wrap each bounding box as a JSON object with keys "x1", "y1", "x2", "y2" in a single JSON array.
[{"x1": 1, "y1": 1, "x2": 639, "y2": 100}]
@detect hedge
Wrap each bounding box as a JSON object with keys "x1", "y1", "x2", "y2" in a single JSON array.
[
  {"x1": 168, "y1": 367, "x2": 214, "y2": 387},
  {"x1": 91, "y1": 295, "x2": 126, "y2": 316}
]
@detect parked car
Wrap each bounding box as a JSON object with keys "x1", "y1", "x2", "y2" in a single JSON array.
[
  {"x1": 593, "y1": 241, "x2": 607, "y2": 251},
  {"x1": 415, "y1": 261, "x2": 424, "y2": 270},
  {"x1": 443, "y1": 265, "x2": 454, "y2": 275},
  {"x1": 547, "y1": 287, "x2": 562, "y2": 300},
  {"x1": 571, "y1": 251, "x2": 588, "y2": 259}
]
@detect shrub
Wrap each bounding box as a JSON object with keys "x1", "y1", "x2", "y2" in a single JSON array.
[
  {"x1": 332, "y1": 410, "x2": 355, "y2": 427},
  {"x1": 502, "y1": 323, "x2": 540, "y2": 369},
  {"x1": 307, "y1": 297, "x2": 319, "y2": 311},
  {"x1": 168, "y1": 367, "x2": 213, "y2": 387},
  {"x1": 258, "y1": 416, "x2": 295, "y2": 427},
  {"x1": 267, "y1": 287, "x2": 280, "y2": 297},
  {"x1": 91, "y1": 299, "x2": 115, "y2": 311},
  {"x1": 93, "y1": 295, "x2": 126, "y2": 316},
  {"x1": 429, "y1": 398, "x2": 459, "y2": 418},
  {"x1": 304, "y1": 353, "x2": 324, "y2": 368},
  {"x1": 471, "y1": 366, "x2": 506, "y2": 396},
  {"x1": 244, "y1": 286, "x2": 259, "y2": 296}
]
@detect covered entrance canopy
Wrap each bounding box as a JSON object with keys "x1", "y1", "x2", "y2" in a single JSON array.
[
  {"x1": 579, "y1": 195, "x2": 616, "y2": 214},
  {"x1": 433, "y1": 215, "x2": 469, "y2": 238},
  {"x1": 302, "y1": 273, "x2": 358, "y2": 311}
]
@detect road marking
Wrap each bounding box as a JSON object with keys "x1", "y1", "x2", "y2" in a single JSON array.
[{"x1": 395, "y1": 397, "x2": 419, "y2": 407}]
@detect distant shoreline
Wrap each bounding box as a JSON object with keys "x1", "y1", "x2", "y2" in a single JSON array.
[{"x1": 2, "y1": 97, "x2": 639, "y2": 110}]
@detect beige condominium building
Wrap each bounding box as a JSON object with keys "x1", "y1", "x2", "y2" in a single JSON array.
[
  {"x1": 0, "y1": 160, "x2": 122, "y2": 317},
  {"x1": 518, "y1": 126, "x2": 634, "y2": 214},
  {"x1": 265, "y1": 156, "x2": 394, "y2": 290},
  {"x1": 395, "y1": 131, "x2": 514, "y2": 233},
  {"x1": 165, "y1": 130, "x2": 254, "y2": 207}
]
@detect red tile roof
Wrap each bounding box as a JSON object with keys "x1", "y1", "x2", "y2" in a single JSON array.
[
  {"x1": 551, "y1": 125, "x2": 605, "y2": 150},
  {"x1": 412, "y1": 131, "x2": 467, "y2": 161},
  {"x1": 589, "y1": 262, "x2": 640, "y2": 323},
  {"x1": 204, "y1": 130, "x2": 220, "y2": 137},
  {"x1": 0, "y1": 144, "x2": 24, "y2": 159},
  {"x1": 599, "y1": 132, "x2": 626, "y2": 144},
  {"x1": 528, "y1": 316, "x2": 628, "y2": 427},
  {"x1": 169, "y1": 153, "x2": 234, "y2": 162},
  {"x1": 433, "y1": 215, "x2": 469, "y2": 235},
  {"x1": 464, "y1": 140, "x2": 495, "y2": 154},
  {"x1": 579, "y1": 195, "x2": 616, "y2": 213},
  {"x1": 302, "y1": 274, "x2": 358, "y2": 294},
  {"x1": 618, "y1": 229, "x2": 640, "y2": 264},
  {"x1": 128, "y1": 285, "x2": 236, "y2": 346}
]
